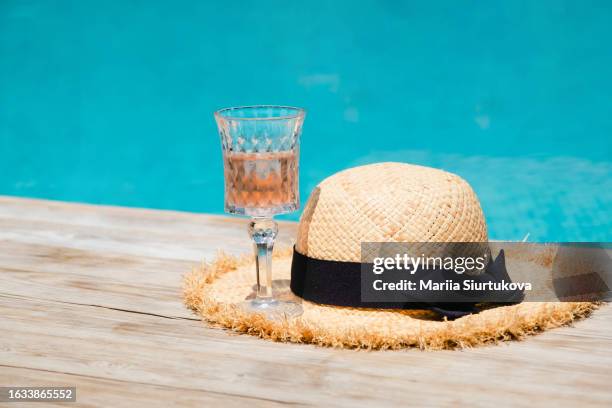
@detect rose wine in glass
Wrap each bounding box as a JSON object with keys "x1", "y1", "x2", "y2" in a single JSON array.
[
  {"x1": 223, "y1": 151, "x2": 298, "y2": 214},
  {"x1": 215, "y1": 106, "x2": 304, "y2": 319}
]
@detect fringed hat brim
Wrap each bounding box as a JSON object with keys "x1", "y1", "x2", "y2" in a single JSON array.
[{"x1": 183, "y1": 248, "x2": 599, "y2": 350}]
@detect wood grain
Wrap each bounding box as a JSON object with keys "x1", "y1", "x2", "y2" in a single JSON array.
[{"x1": 0, "y1": 196, "x2": 610, "y2": 407}]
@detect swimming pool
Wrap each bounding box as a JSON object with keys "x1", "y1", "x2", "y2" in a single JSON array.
[{"x1": 1, "y1": 0, "x2": 610, "y2": 241}]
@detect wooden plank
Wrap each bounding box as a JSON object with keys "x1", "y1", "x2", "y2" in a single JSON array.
[
  {"x1": 0, "y1": 196, "x2": 611, "y2": 407},
  {"x1": 0, "y1": 209, "x2": 298, "y2": 261},
  {"x1": 0, "y1": 196, "x2": 297, "y2": 318},
  {"x1": 0, "y1": 366, "x2": 300, "y2": 408},
  {"x1": 0, "y1": 196, "x2": 298, "y2": 251},
  {"x1": 0, "y1": 240, "x2": 196, "y2": 319},
  {"x1": 2, "y1": 294, "x2": 611, "y2": 407}
]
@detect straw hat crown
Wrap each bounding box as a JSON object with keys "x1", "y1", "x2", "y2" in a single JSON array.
[{"x1": 295, "y1": 162, "x2": 488, "y2": 262}]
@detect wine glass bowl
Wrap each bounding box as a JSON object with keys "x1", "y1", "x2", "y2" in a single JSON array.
[{"x1": 216, "y1": 106, "x2": 303, "y2": 217}]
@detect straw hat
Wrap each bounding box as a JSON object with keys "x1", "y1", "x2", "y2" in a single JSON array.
[{"x1": 184, "y1": 163, "x2": 599, "y2": 350}]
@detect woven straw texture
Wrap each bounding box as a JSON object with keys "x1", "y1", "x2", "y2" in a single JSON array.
[
  {"x1": 183, "y1": 248, "x2": 598, "y2": 350},
  {"x1": 183, "y1": 163, "x2": 597, "y2": 349},
  {"x1": 296, "y1": 162, "x2": 488, "y2": 262}
]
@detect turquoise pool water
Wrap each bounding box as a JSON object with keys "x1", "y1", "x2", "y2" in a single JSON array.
[{"x1": 1, "y1": 1, "x2": 610, "y2": 241}]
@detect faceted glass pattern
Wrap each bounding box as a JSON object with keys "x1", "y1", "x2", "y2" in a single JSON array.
[{"x1": 215, "y1": 106, "x2": 304, "y2": 217}]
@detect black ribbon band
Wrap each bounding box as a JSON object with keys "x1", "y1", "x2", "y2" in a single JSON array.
[{"x1": 290, "y1": 247, "x2": 524, "y2": 319}]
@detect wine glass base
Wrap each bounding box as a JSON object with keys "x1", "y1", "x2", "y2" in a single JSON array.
[{"x1": 239, "y1": 299, "x2": 303, "y2": 320}]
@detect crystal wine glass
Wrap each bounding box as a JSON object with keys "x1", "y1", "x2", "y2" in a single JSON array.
[{"x1": 215, "y1": 105, "x2": 305, "y2": 319}]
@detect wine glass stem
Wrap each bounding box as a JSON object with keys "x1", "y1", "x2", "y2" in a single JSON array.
[{"x1": 248, "y1": 217, "x2": 278, "y2": 302}]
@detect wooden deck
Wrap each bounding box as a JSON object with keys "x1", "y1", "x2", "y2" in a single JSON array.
[{"x1": 1, "y1": 196, "x2": 610, "y2": 407}]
